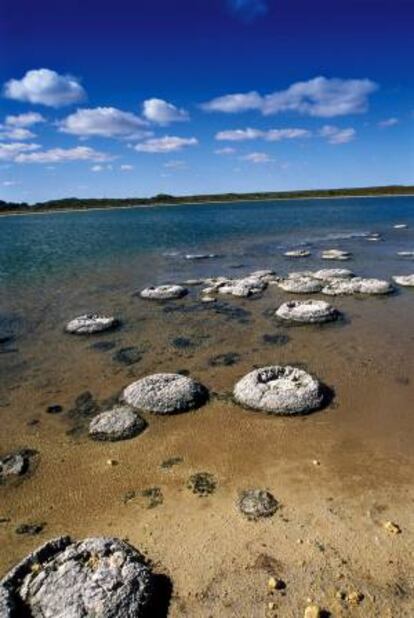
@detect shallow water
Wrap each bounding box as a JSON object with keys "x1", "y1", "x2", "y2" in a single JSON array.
[{"x1": 1, "y1": 197, "x2": 414, "y2": 615}]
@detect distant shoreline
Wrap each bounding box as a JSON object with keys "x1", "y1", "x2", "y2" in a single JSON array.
[{"x1": 1, "y1": 188, "x2": 414, "y2": 218}]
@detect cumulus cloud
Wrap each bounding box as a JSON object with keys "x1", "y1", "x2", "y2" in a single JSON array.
[
  {"x1": 59, "y1": 107, "x2": 149, "y2": 138},
  {"x1": 241, "y1": 152, "x2": 272, "y2": 163},
  {"x1": 4, "y1": 68, "x2": 86, "y2": 107},
  {"x1": 227, "y1": 0, "x2": 268, "y2": 20},
  {"x1": 142, "y1": 98, "x2": 189, "y2": 124},
  {"x1": 215, "y1": 127, "x2": 311, "y2": 141},
  {"x1": 15, "y1": 146, "x2": 112, "y2": 164},
  {"x1": 135, "y1": 136, "x2": 198, "y2": 153},
  {"x1": 0, "y1": 142, "x2": 40, "y2": 161},
  {"x1": 378, "y1": 117, "x2": 399, "y2": 128},
  {"x1": 5, "y1": 112, "x2": 45, "y2": 127},
  {"x1": 203, "y1": 76, "x2": 378, "y2": 117},
  {"x1": 319, "y1": 125, "x2": 356, "y2": 144}
]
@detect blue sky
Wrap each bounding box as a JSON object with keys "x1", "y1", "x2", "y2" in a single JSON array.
[{"x1": 0, "y1": 0, "x2": 413, "y2": 202}]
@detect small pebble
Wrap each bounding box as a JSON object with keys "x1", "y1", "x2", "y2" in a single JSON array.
[
  {"x1": 347, "y1": 591, "x2": 364, "y2": 605},
  {"x1": 304, "y1": 604, "x2": 322, "y2": 618},
  {"x1": 106, "y1": 459, "x2": 118, "y2": 466},
  {"x1": 383, "y1": 521, "x2": 401, "y2": 535},
  {"x1": 312, "y1": 460, "x2": 320, "y2": 466}
]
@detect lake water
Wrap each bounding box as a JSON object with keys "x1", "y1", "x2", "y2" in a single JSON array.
[{"x1": 1, "y1": 197, "x2": 414, "y2": 616}]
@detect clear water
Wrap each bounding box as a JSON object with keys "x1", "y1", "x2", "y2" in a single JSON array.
[{"x1": 1, "y1": 196, "x2": 414, "y2": 286}]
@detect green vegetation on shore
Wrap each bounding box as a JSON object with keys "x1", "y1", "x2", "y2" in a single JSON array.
[{"x1": 1, "y1": 185, "x2": 413, "y2": 215}]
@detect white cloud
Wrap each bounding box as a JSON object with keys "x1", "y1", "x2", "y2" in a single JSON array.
[
  {"x1": 15, "y1": 146, "x2": 112, "y2": 164},
  {"x1": 120, "y1": 164, "x2": 134, "y2": 171},
  {"x1": 0, "y1": 127, "x2": 36, "y2": 140},
  {"x1": 214, "y1": 147, "x2": 236, "y2": 154},
  {"x1": 135, "y1": 136, "x2": 198, "y2": 153},
  {"x1": 2, "y1": 180, "x2": 19, "y2": 186},
  {"x1": 0, "y1": 142, "x2": 40, "y2": 161},
  {"x1": 203, "y1": 76, "x2": 378, "y2": 117},
  {"x1": 59, "y1": 107, "x2": 149, "y2": 138},
  {"x1": 142, "y1": 98, "x2": 189, "y2": 124},
  {"x1": 241, "y1": 151, "x2": 272, "y2": 163},
  {"x1": 319, "y1": 125, "x2": 356, "y2": 144},
  {"x1": 5, "y1": 112, "x2": 45, "y2": 127},
  {"x1": 215, "y1": 127, "x2": 311, "y2": 141},
  {"x1": 4, "y1": 68, "x2": 86, "y2": 107},
  {"x1": 378, "y1": 117, "x2": 399, "y2": 128},
  {"x1": 163, "y1": 159, "x2": 187, "y2": 170},
  {"x1": 91, "y1": 165, "x2": 104, "y2": 172}
]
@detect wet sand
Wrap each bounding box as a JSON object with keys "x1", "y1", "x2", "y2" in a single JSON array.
[{"x1": 1, "y1": 249, "x2": 414, "y2": 615}]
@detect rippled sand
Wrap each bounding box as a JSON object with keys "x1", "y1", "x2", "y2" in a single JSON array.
[{"x1": 1, "y1": 240, "x2": 414, "y2": 616}]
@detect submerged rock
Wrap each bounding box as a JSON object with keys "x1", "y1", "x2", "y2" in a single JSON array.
[
  {"x1": 392, "y1": 274, "x2": 414, "y2": 287},
  {"x1": 322, "y1": 277, "x2": 393, "y2": 296},
  {"x1": 276, "y1": 299, "x2": 339, "y2": 324},
  {"x1": 65, "y1": 314, "x2": 118, "y2": 335},
  {"x1": 321, "y1": 249, "x2": 351, "y2": 261},
  {"x1": 89, "y1": 406, "x2": 147, "y2": 441},
  {"x1": 0, "y1": 452, "x2": 28, "y2": 481},
  {"x1": 238, "y1": 489, "x2": 278, "y2": 520},
  {"x1": 0, "y1": 536, "x2": 152, "y2": 617},
  {"x1": 284, "y1": 249, "x2": 311, "y2": 258},
  {"x1": 233, "y1": 365, "x2": 325, "y2": 415},
  {"x1": 140, "y1": 284, "x2": 188, "y2": 300},
  {"x1": 187, "y1": 472, "x2": 217, "y2": 496},
  {"x1": 278, "y1": 276, "x2": 322, "y2": 294},
  {"x1": 113, "y1": 346, "x2": 143, "y2": 366},
  {"x1": 123, "y1": 373, "x2": 208, "y2": 414}
]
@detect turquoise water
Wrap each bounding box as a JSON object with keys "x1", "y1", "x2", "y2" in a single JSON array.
[{"x1": 1, "y1": 196, "x2": 414, "y2": 286}]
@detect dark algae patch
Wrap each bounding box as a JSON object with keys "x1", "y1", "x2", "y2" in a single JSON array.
[
  {"x1": 208, "y1": 352, "x2": 241, "y2": 367},
  {"x1": 262, "y1": 333, "x2": 290, "y2": 346},
  {"x1": 123, "y1": 487, "x2": 164, "y2": 509},
  {"x1": 112, "y1": 346, "x2": 143, "y2": 365},
  {"x1": 160, "y1": 457, "x2": 183, "y2": 469},
  {"x1": 187, "y1": 472, "x2": 217, "y2": 497}
]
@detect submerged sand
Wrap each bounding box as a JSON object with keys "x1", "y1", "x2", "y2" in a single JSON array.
[{"x1": 1, "y1": 255, "x2": 414, "y2": 615}]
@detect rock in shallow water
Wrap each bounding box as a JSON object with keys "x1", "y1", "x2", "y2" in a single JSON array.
[
  {"x1": 322, "y1": 277, "x2": 393, "y2": 296},
  {"x1": 0, "y1": 536, "x2": 152, "y2": 618},
  {"x1": 89, "y1": 406, "x2": 147, "y2": 441},
  {"x1": 284, "y1": 249, "x2": 311, "y2": 258},
  {"x1": 278, "y1": 276, "x2": 322, "y2": 294},
  {"x1": 321, "y1": 249, "x2": 351, "y2": 261},
  {"x1": 233, "y1": 365, "x2": 325, "y2": 415},
  {"x1": 65, "y1": 313, "x2": 118, "y2": 335},
  {"x1": 276, "y1": 300, "x2": 339, "y2": 324},
  {"x1": 392, "y1": 274, "x2": 414, "y2": 287},
  {"x1": 238, "y1": 489, "x2": 278, "y2": 520},
  {"x1": 312, "y1": 268, "x2": 354, "y2": 281},
  {"x1": 123, "y1": 373, "x2": 208, "y2": 414},
  {"x1": 140, "y1": 284, "x2": 187, "y2": 300}
]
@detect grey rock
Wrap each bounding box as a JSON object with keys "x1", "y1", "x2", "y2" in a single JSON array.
[
  {"x1": 322, "y1": 277, "x2": 393, "y2": 296},
  {"x1": 1, "y1": 536, "x2": 152, "y2": 618},
  {"x1": 238, "y1": 489, "x2": 278, "y2": 520},
  {"x1": 392, "y1": 274, "x2": 414, "y2": 287},
  {"x1": 233, "y1": 365, "x2": 324, "y2": 415},
  {"x1": 276, "y1": 300, "x2": 339, "y2": 324},
  {"x1": 122, "y1": 373, "x2": 208, "y2": 414},
  {"x1": 65, "y1": 314, "x2": 118, "y2": 335},
  {"x1": 89, "y1": 406, "x2": 147, "y2": 441},
  {"x1": 0, "y1": 453, "x2": 27, "y2": 480},
  {"x1": 0, "y1": 585, "x2": 15, "y2": 617},
  {"x1": 278, "y1": 276, "x2": 322, "y2": 294},
  {"x1": 140, "y1": 284, "x2": 187, "y2": 300}
]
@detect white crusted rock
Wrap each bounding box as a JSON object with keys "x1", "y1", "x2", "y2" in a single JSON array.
[
  {"x1": 140, "y1": 284, "x2": 187, "y2": 300},
  {"x1": 392, "y1": 274, "x2": 414, "y2": 287},
  {"x1": 233, "y1": 365, "x2": 325, "y2": 415},
  {"x1": 284, "y1": 249, "x2": 311, "y2": 258},
  {"x1": 312, "y1": 268, "x2": 354, "y2": 281},
  {"x1": 89, "y1": 406, "x2": 147, "y2": 441},
  {"x1": 238, "y1": 489, "x2": 279, "y2": 520},
  {"x1": 321, "y1": 249, "x2": 351, "y2": 261},
  {"x1": 65, "y1": 314, "x2": 118, "y2": 335},
  {"x1": 278, "y1": 276, "x2": 322, "y2": 294},
  {"x1": 123, "y1": 373, "x2": 208, "y2": 414},
  {"x1": 276, "y1": 300, "x2": 339, "y2": 324},
  {"x1": 322, "y1": 277, "x2": 393, "y2": 296}
]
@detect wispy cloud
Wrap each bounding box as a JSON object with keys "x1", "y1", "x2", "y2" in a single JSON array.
[
  {"x1": 120, "y1": 164, "x2": 134, "y2": 171},
  {"x1": 163, "y1": 159, "x2": 187, "y2": 170},
  {"x1": 3, "y1": 68, "x2": 86, "y2": 107},
  {"x1": 241, "y1": 151, "x2": 272, "y2": 163},
  {"x1": 142, "y1": 98, "x2": 189, "y2": 125},
  {"x1": 15, "y1": 146, "x2": 113, "y2": 164},
  {"x1": 0, "y1": 127, "x2": 36, "y2": 141},
  {"x1": 203, "y1": 76, "x2": 378, "y2": 117},
  {"x1": 378, "y1": 117, "x2": 399, "y2": 128},
  {"x1": 319, "y1": 125, "x2": 356, "y2": 144},
  {"x1": 135, "y1": 136, "x2": 198, "y2": 153},
  {"x1": 0, "y1": 142, "x2": 40, "y2": 161},
  {"x1": 227, "y1": 0, "x2": 268, "y2": 21},
  {"x1": 214, "y1": 147, "x2": 237, "y2": 155},
  {"x1": 215, "y1": 127, "x2": 311, "y2": 141},
  {"x1": 5, "y1": 112, "x2": 45, "y2": 127}
]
